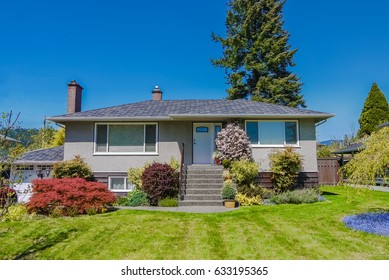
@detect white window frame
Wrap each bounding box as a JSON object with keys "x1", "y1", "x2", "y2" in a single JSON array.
[
  {"x1": 108, "y1": 176, "x2": 134, "y2": 192},
  {"x1": 94, "y1": 122, "x2": 159, "y2": 155},
  {"x1": 245, "y1": 120, "x2": 300, "y2": 147}
]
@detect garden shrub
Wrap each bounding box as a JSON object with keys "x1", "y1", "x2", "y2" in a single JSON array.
[
  {"x1": 269, "y1": 147, "x2": 302, "y2": 192},
  {"x1": 158, "y1": 197, "x2": 178, "y2": 207},
  {"x1": 269, "y1": 188, "x2": 320, "y2": 204},
  {"x1": 236, "y1": 183, "x2": 268, "y2": 198},
  {"x1": 236, "y1": 192, "x2": 262, "y2": 206},
  {"x1": 52, "y1": 155, "x2": 94, "y2": 181},
  {"x1": 141, "y1": 162, "x2": 178, "y2": 205},
  {"x1": 223, "y1": 169, "x2": 232, "y2": 181},
  {"x1": 27, "y1": 178, "x2": 116, "y2": 216},
  {"x1": 221, "y1": 180, "x2": 236, "y2": 200},
  {"x1": 1, "y1": 204, "x2": 33, "y2": 222},
  {"x1": 168, "y1": 157, "x2": 180, "y2": 171},
  {"x1": 128, "y1": 166, "x2": 146, "y2": 189},
  {"x1": 117, "y1": 188, "x2": 150, "y2": 207},
  {"x1": 215, "y1": 123, "x2": 253, "y2": 162},
  {"x1": 230, "y1": 159, "x2": 259, "y2": 186}
]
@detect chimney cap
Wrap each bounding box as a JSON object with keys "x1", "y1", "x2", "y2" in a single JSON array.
[
  {"x1": 68, "y1": 80, "x2": 83, "y2": 89},
  {"x1": 152, "y1": 85, "x2": 162, "y2": 93}
]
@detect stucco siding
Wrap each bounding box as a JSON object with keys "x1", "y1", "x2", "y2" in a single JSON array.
[
  {"x1": 64, "y1": 121, "x2": 193, "y2": 172},
  {"x1": 251, "y1": 119, "x2": 318, "y2": 172}
]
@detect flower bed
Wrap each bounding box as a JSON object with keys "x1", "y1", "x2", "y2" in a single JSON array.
[{"x1": 343, "y1": 212, "x2": 389, "y2": 236}]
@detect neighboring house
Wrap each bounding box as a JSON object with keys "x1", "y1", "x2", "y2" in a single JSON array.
[
  {"x1": 11, "y1": 146, "x2": 64, "y2": 202},
  {"x1": 0, "y1": 134, "x2": 21, "y2": 144},
  {"x1": 46, "y1": 81, "x2": 334, "y2": 195}
]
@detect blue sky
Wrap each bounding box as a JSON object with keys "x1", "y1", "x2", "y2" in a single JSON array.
[{"x1": 1, "y1": 0, "x2": 389, "y2": 141}]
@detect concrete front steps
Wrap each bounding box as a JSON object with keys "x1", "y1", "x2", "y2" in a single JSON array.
[{"x1": 179, "y1": 165, "x2": 224, "y2": 206}]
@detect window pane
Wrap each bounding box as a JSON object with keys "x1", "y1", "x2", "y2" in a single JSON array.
[
  {"x1": 96, "y1": 125, "x2": 108, "y2": 152},
  {"x1": 110, "y1": 177, "x2": 125, "y2": 190},
  {"x1": 196, "y1": 127, "x2": 209, "y2": 133},
  {"x1": 108, "y1": 125, "x2": 144, "y2": 152},
  {"x1": 246, "y1": 122, "x2": 259, "y2": 144},
  {"x1": 145, "y1": 125, "x2": 157, "y2": 152},
  {"x1": 259, "y1": 122, "x2": 284, "y2": 145},
  {"x1": 285, "y1": 122, "x2": 297, "y2": 144}
]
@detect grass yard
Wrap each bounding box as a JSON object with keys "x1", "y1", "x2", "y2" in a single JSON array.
[{"x1": 1, "y1": 186, "x2": 389, "y2": 260}]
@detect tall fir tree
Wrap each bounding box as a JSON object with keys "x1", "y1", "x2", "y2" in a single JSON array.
[
  {"x1": 358, "y1": 83, "x2": 389, "y2": 137},
  {"x1": 212, "y1": 0, "x2": 304, "y2": 107}
]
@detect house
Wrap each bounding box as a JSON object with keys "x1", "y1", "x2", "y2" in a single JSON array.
[
  {"x1": 11, "y1": 146, "x2": 64, "y2": 202},
  {"x1": 46, "y1": 81, "x2": 334, "y2": 199}
]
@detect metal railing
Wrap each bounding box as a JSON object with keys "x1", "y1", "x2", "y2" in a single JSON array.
[{"x1": 178, "y1": 142, "x2": 185, "y2": 199}]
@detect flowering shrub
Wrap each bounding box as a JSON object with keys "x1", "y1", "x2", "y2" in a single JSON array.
[
  {"x1": 27, "y1": 178, "x2": 116, "y2": 216},
  {"x1": 53, "y1": 156, "x2": 94, "y2": 181},
  {"x1": 215, "y1": 123, "x2": 252, "y2": 162},
  {"x1": 141, "y1": 162, "x2": 178, "y2": 205},
  {"x1": 343, "y1": 212, "x2": 389, "y2": 236}
]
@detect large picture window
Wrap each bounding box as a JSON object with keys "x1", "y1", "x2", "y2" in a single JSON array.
[
  {"x1": 95, "y1": 123, "x2": 158, "y2": 154},
  {"x1": 246, "y1": 121, "x2": 298, "y2": 146}
]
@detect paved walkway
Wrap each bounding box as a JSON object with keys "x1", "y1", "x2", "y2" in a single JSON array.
[
  {"x1": 370, "y1": 186, "x2": 389, "y2": 192},
  {"x1": 113, "y1": 206, "x2": 239, "y2": 213}
]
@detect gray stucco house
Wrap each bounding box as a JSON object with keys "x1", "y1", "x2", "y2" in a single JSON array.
[{"x1": 46, "y1": 81, "x2": 333, "y2": 199}]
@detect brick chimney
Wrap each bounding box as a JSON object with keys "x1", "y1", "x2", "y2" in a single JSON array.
[
  {"x1": 152, "y1": 86, "x2": 162, "y2": 101},
  {"x1": 67, "y1": 80, "x2": 83, "y2": 114}
]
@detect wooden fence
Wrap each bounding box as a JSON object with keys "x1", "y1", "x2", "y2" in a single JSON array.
[{"x1": 317, "y1": 158, "x2": 340, "y2": 185}]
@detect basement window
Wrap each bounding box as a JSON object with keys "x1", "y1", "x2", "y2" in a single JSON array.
[{"x1": 108, "y1": 177, "x2": 134, "y2": 192}]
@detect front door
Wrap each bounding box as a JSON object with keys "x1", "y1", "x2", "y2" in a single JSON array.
[{"x1": 193, "y1": 123, "x2": 221, "y2": 164}]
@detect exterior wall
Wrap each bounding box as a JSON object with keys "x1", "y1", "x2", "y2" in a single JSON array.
[
  {"x1": 251, "y1": 119, "x2": 318, "y2": 172},
  {"x1": 64, "y1": 121, "x2": 193, "y2": 172}
]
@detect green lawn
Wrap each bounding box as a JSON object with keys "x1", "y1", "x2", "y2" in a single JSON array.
[{"x1": 1, "y1": 186, "x2": 389, "y2": 260}]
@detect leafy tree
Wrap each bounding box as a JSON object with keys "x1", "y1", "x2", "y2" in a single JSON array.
[
  {"x1": 357, "y1": 83, "x2": 389, "y2": 137},
  {"x1": 341, "y1": 127, "x2": 389, "y2": 185},
  {"x1": 212, "y1": 0, "x2": 304, "y2": 107},
  {"x1": 0, "y1": 111, "x2": 22, "y2": 219},
  {"x1": 50, "y1": 127, "x2": 65, "y2": 147}
]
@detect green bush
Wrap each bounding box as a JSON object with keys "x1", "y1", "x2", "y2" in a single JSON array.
[
  {"x1": 168, "y1": 157, "x2": 180, "y2": 171},
  {"x1": 128, "y1": 165, "x2": 148, "y2": 189},
  {"x1": 221, "y1": 180, "x2": 236, "y2": 200},
  {"x1": 270, "y1": 188, "x2": 320, "y2": 204},
  {"x1": 117, "y1": 188, "x2": 150, "y2": 207},
  {"x1": 1, "y1": 204, "x2": 32, "y2": 222},
  {"x1": 237, "y1": 183, "x2": 271, "y2": 198},
  {"x1": 158, "y1": 197, "x2": 178, "y2": 207},
  {"x1": 230, "y1": 159, "x2": 259, "y2": 186},
  {"x1": 52, "y1": 155, "x2": 94, "y2": 181},
  {"x1": 269, "y1": 147, "x2": 302, "y2": 192}
]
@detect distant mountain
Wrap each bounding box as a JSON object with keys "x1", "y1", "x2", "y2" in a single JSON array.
[{"x1": 319, "y1": 140, "x2": 343, "y2": 146}]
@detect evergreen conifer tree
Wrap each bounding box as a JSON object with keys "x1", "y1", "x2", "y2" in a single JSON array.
[
  {"x1": 212, "y1": 0, "x2": 304, "y2": 107},
  {"x1": 357, "y1": 83, "x2": 389, "y2": 137}
]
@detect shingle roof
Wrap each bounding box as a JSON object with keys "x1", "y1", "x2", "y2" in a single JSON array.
[
  {"x1": 332, "y1": 143, "x2": 363, "y2": 154},
  {"x1": 48, "y1": 99, "x2": 333, "y2": 122},
  {"x1": 15, "y1": 146, "x2": 64, "y2": 164}
]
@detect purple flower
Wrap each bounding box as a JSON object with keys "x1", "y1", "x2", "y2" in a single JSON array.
[{"x1": 343, "y1": 212, "x2": 389, "y2": 236}]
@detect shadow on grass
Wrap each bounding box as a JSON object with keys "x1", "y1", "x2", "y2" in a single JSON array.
[
  {"x1": 321, "y1": 191, "x2": 339, "y2": 196},
  {"x1": 13, "y1": 228, "x2": 77, "y2": 260}
]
